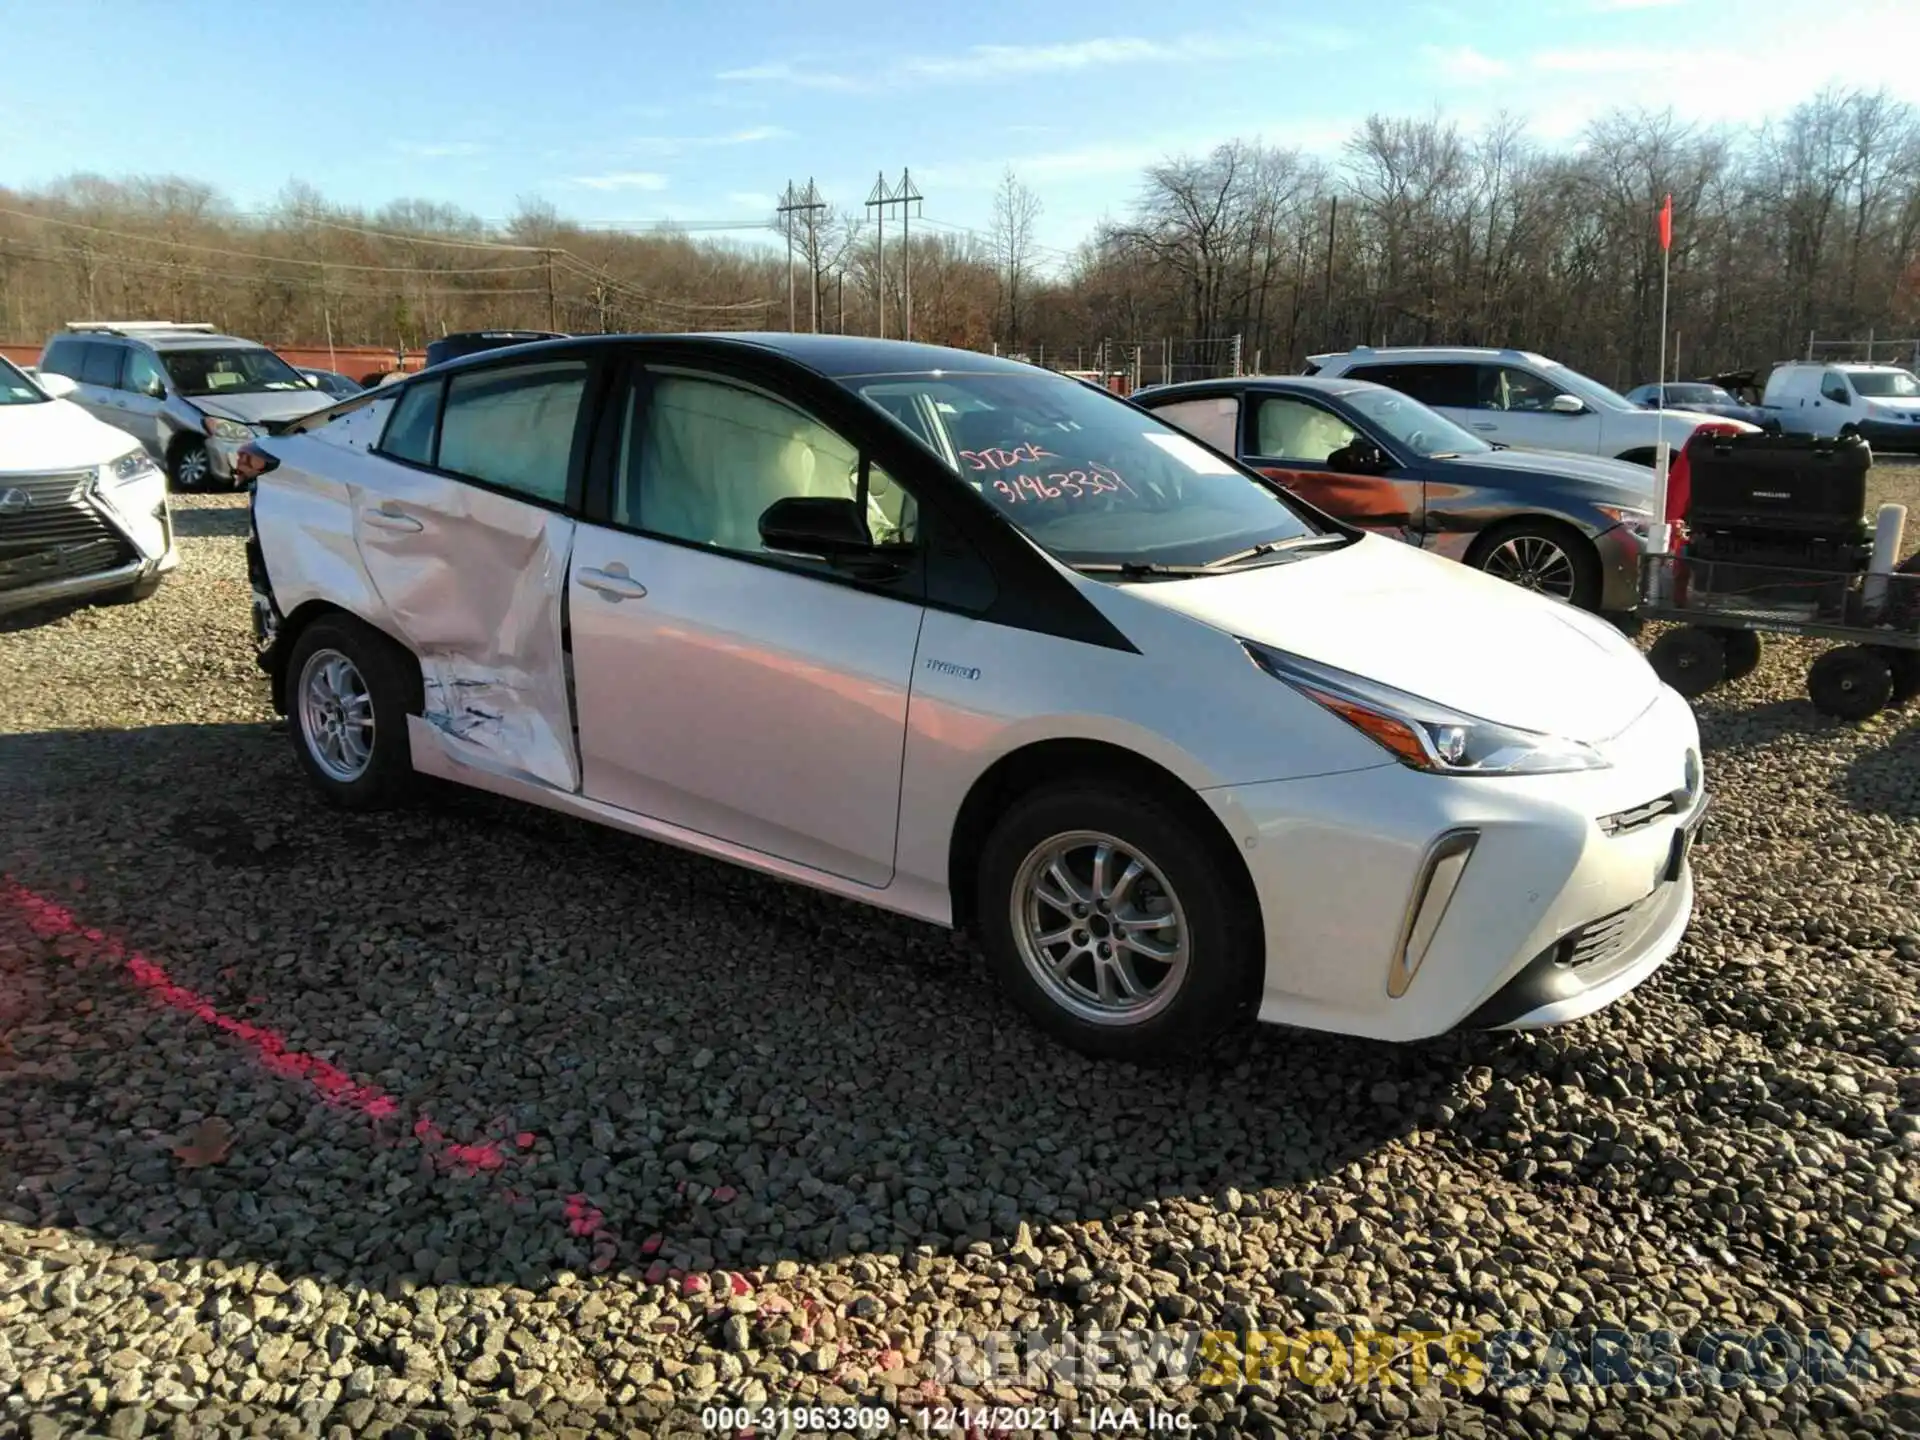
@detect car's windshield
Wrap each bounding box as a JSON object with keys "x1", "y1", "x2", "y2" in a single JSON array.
[
  {"x1": 1542, "y1": 361, "x2": 1635, "y2": 412},
  {"x1": 1339, "y1": 385, "x2": 1491, "y2": 458},
  {"x1": 0, "y1": 357, "x2": 48, "y2": 406},
  {"x1": 846, "y1": 370, "x2": 1327, "y2": 569},
  {"x1": 1848, "y1": 369, "x2": 1920, "y2": 398},
  {"x1": 162, "y1": 347, "x2": 309, "y2": 397}
]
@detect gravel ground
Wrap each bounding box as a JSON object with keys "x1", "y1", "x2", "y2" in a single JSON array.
[{"x1": 0, "y1": 488, "x2": 1916, "y2": 1440}]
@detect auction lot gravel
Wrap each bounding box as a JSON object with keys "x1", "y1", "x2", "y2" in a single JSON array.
[{"x1": 1, "y1": 487, "x2": 1917, "y2": 1440}]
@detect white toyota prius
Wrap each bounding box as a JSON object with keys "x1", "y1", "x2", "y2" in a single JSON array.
[{"x1": 244, "y1": 334, "x2": 1707, "y2": 1059}]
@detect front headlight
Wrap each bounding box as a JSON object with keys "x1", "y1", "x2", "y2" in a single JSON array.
[
  {"x1": 1595, "y1": 504, "x2": 1653, "y2": 540},
  {"x1": 203, "y1": 415, "x2": 255, "y2": 442},
  {"x1": 105, "y1": 449, "x2": 160, "y2": 484},
  {"x1": 1242, "y1": 641, "x2": 1610, "y2": 776}
]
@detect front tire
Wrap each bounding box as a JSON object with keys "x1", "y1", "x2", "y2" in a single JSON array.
[
  {"x1": 976, "y1": 783, "x2": 1260, "y2": 1060},
  {"x1": 170, "y1": 439, "x2": 211, "y2": 492},
  {"x1": 1468, "y1": 519, "x2": 1602, "y2": 610},
  {"x1": 285, "y1": 614, "x2": 421, "y2": 810}
]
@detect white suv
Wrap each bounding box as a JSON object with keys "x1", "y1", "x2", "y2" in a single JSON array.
[{"x1": 1307, "y1": 346, "x2": 1754, "y2": 465}]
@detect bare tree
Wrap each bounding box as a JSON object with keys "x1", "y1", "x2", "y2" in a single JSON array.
[{"x1": 990, "y1": 168, "x2": 1041, "y2": 348}]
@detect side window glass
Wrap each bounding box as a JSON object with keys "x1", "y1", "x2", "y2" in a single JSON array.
[
  {"x1": 379, "y1": 381, "x2": 441, "y2": 466},
  {"x1": 1146, "y1": 396, "x2": 1240, "y2": 455},
  {"x1": 1254, "y1": 396, "x2": 1359, "y2": 462},
  {"x1": 124, "y1": 349, "x2": 166, "y2": 397},
  {"x1": 79, "y1": 342, "x2": 124, "y2": 389},
  {"x1": 622, "y1": 373, "x2": 915, "y2": 555},
  {"x1": 1495, "y1": 366, "x2": 1565, "y2": 412},
  {"x1": 437, "y1": 360, "x2": 589, "y2": 504},
  {"x1": 1821, "y1": 371, "x2": 1850, "y2": 403}
]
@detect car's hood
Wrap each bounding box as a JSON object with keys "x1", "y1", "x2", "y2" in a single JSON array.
[
  {"x1": 1441, "y1": 446, "x2": 1655, "y2": 502},
  {"x1": 1641, "y1": 406, "x2": 1753, "y2": 432},
  {"x1": 0, "y1": 397, "x2": 142, "y2": 473},
  {"x1": 192, "y1": 390, "x2": 333, "y2": 426},
  {"x1": 1118, "y1": 536, "x2": 1661, "y2": 742}
]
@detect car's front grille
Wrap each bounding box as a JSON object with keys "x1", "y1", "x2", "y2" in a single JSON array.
[
  {"x1": 0, "y1": 537, "x2": 132, "y2": 593},
  {"x1": 0, "y1": 470, "x2": 95, "y2": 507},
  {"x1": 1596, "y1": 792, "x2": 1681, "y2": 836},
  {"x1": 0, "y1": 473, "x2": 134, "y2": 594}
]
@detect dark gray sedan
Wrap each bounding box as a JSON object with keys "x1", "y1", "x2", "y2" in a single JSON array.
[{"x1": 1132, "y1": 375, "x2": 1656, "y2": 614}]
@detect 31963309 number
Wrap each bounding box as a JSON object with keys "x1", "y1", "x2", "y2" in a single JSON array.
[
  {"x1": 702, "y1": 1404, "x2": 896, "y2": 1431},
  {"x1": 991, "y1": 465, "x2": 1136, "y2": 505}
]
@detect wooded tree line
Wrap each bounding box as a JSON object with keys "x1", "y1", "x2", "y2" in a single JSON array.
[{"x1": 4, "y1": 89, "x2": 1918, "y2": 390}]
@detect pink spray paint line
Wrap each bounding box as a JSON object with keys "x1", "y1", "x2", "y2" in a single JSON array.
[{"x1": 1, "y1": 878, "x2": 623, "y2": 1262}]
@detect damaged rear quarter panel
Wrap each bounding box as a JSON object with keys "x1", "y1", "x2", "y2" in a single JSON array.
[{"x1": 257, "y1": 432, "x2": 583, "y2": 795}]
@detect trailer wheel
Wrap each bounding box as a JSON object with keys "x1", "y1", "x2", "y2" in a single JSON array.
[
  {"x1": 1807, "y1": 646, "x2": 1893, "y2": 721},
  {"x1": 1877, "y1": 647, "x2": 1920, "y2": 705},
  {"x1": 1649, "y1": 626, "x2": 1727, "y2": 698},
  {"x1": 1712, "y1": 628, "x2": 1763, "y2": 681}
]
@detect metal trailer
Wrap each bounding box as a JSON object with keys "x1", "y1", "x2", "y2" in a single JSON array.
[{"x1": 1639, "y1": 552, "x2": 1920, "y2": 720}]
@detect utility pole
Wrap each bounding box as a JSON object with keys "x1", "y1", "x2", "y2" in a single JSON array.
[
  {"x1": 866, "y1": 169, "x2": 923, "y2": 341},
  {"x1": 778, "y1": 179, "x2": 828, "y2": 332},
  {"x1": 544, "y1": 250, "x2": 557, "y2": 331},
  {"x1": 865, "y1": 172, "x2": 892, "y2": 338}
]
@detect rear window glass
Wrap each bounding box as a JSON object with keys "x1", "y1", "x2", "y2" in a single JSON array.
[{"x1": 379, "y1": 381, "x2": 441, "y2": 465}]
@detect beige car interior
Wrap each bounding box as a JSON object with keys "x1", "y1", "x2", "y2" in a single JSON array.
[{"x1": 1256, "y1": 397, "x2": 1359, "y2": 463}]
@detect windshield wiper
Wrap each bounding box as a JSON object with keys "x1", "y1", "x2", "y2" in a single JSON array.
[
  {"x1": 1070, "y1": 561, "x2": 1210, "y2": 578},
  {"x1": 1200, "y1": 533, "x2": 1350, "y2": 571}
]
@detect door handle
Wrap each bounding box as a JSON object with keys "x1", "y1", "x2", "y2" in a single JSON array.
[
  {"x1": 578, "y1": 566, "x2": 648, "y2": 601},
  {"x1": 362, "y1": 508, "x2": 423, "y2": 533}
]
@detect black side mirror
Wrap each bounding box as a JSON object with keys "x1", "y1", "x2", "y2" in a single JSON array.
[{"x1": 758, "y1": 495, "x2": 874, "y2": 558}]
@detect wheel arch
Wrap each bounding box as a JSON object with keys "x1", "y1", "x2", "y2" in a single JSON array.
[
  {"x1": 944, "y1": 736, "x2": 1261, "y2": 937},
  {"x1": 269, "y1": 600, "x2": 422, "y2": 717},
  {"x1": 1464, "y1": 510, "x2": 1600, "y2": 562}
]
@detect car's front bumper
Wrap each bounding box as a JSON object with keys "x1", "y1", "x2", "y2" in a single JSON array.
[
  {"x1": 1594, "y1": 522, "x2": 1645, "y2": 612},
  {"x1": 0, "y1": 468, "x2": 177, "y2": 615},
  {"x1": 1198, "y1": 682, "x2": 1703, "y2": 1042},
  {"x1": 1856, "y1": 418, "x2": 1920, "y2": 452}
]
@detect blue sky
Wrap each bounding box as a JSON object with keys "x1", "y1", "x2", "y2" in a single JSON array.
[{"x1": 4, "y1": 0, "x2": 1919, "y2": 267}]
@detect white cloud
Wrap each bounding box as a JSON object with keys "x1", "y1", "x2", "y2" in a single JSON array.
[
  {"x1": 728, "y1": 191, "x2": 775, "y2": 210},
  {"x1": 567, "y1": 172, "x2": 670, "y2": 192},
  {"x1": 391, "y1": 141, "x2": 486, "y2": 160},
  {"x1": 623, "y1": 125, "x2": 790, "y2": 155},
  {"x1": 719, "y1": 29, "x2": 1354, "y2": 93},
  {"x1": 1425, "y1": 44, "x2": 1512, "y2": 81}
]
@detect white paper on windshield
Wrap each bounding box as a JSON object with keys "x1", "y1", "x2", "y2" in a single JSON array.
[{"x1": 1143, "y1": 430, "x2": 1238, "y2": 475}]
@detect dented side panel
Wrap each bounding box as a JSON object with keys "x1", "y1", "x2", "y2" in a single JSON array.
[
  {"x1": 350, "y1": 467, "x2": 580, "y2": 794},
  {"x1": 256, "y1": 430, "x2": 582, "y2": 795}
]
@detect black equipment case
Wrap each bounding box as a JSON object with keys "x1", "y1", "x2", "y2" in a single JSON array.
[{"x1": 1683, "y1": 431, "x2": 1871, "y2": 538}]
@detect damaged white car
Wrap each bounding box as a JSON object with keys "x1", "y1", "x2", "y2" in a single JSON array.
[{"x1": 245, "y1": 334, "x2": 1706, "y2": 1059}]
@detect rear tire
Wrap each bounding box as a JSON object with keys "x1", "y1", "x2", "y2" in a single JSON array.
[
  {"x1": 1881, "y1": 648, "x2": 1920, "y2": 705},
  {"x1": 285, "y1": 614, "x2": 421, "y2": 810},
  {"x1": 1649, "y1": 626, "x2": 1727, "y2": 698},
  {"x1": 1713, "y1": 628, "x2": 1763, "y2": 682},
  {"x1": 1807, "y1": 646, "x2": 1892, "y2": 721},
  {"x1": 975, "y1": 783, "x2": 1260, "y2": 1061},
  {"x1": 1467, "y1": 519, "x2": 1603, "y2": 611}
]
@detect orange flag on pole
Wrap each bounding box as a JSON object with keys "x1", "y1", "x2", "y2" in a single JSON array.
[{"x1": 1658, "y1": 193, "x2": 1672, "y2": 251}]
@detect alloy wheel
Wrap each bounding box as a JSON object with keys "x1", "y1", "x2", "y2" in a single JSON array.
[
  {"x1": 297, "y1": 647, "x2": 375, "y2": 782},
  {"x1": 1009, "y1": 830, "x2": 1191, "y2": 1026}
]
